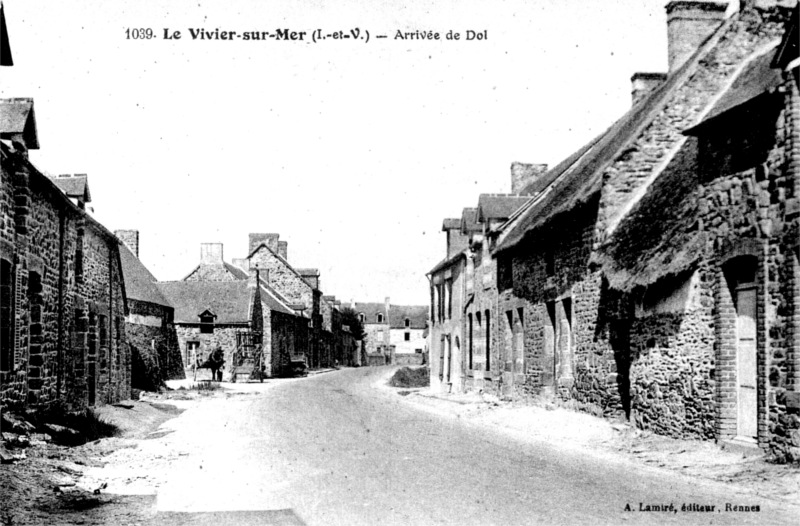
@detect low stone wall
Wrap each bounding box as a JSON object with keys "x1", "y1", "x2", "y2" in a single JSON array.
[
  {"x1": 366, "y1": 354, "x2": 387, "y2": 366},
  {"x1": 394, "y1": 353, "x2": 425, "y2": 366}
]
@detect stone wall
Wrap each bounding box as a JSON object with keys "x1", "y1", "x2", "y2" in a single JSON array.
[
  {"x1": 126, "y1": 298, "x2": 184, "y2": 391},
  {"x1": 176, "y1": 324, "x2": 241, "y2": 380},
  {"x1": 270, "y1": 310, "x2": 308, "y2": 376},
  {"x1": 0, "y1": 155, "x2": 131, "y2": 410}
]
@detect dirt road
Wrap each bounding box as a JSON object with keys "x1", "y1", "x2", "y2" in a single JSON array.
[{"x1": 74, "y1": 367, "x2": 800, "y2": 525}]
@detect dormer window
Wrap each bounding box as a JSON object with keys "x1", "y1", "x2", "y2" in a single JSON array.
[
  {"x1": 198, "y1": 309, "x2": 217, "y2": 334},
  {"x1": 358, "y1": 313, "x2": 365, "y2": 323},
  {"x1": 405, "y1": 318, "x2": 410, "y2": 328},
  {"x1": 377, "y1": 313, "x2": 384, "y2": 323}
]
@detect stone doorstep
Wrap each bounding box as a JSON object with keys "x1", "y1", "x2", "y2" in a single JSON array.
[{"x1": 720, "y1": 437, "x2": 766, "y2": 459}]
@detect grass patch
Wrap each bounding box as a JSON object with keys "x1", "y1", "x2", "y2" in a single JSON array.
[
  {"x1": 389, "y1": 366, "x2": 430, "y2": 388},
  {"x1": 29, "y1": 404, "x2": 119, "y2": 446},
  {"x1": 192, "y1": 381, "x2": 221, "y2": 391}
]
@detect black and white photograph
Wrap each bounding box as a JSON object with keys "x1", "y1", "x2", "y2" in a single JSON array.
[{"x1": 1, "y1": 0, "x2": 799, "y2": 524}]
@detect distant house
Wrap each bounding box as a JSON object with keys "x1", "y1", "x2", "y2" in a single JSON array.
[
  {"x1": 349, "y1": 298, "x2": 428, "y2": 365},
  {"x1": 116, "y1": 229, "x2": 184, "y2": 391},
  {"x1": 158, "y1": 273, "x2": 305, "y2": 379}
]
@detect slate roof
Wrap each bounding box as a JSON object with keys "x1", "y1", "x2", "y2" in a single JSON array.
[
  {"x1": 0, "y1": 98, "x2": 39, "y2": 149},
  {"x1": 352, "y1": 302, "x2": 428, "y2": 329},
  {"x1": 427, "y1": 251, "x2": 465, "y2": 276},
  {"x1": 476, "y1": 194, "x2": 530, "y2": 222},
  {"x1": 118, "y1": 244, "x2": 172, "y2": 308},
  {"x1": 388, "y1": 305, "x2": 428, "y2": 329},
  {"x1": 442, "y1": 218, "x2": 461, "y2": 230},
  {"x1": 50, "y1": 175, "x2": 92, "y2": 203},
  {"x1": 460, "y1": 208, "x2": 482, "y2": 233},
  {"x1": 157, "y1": 281, "x2": 253, "y2": 324},
  {"x1": 353, "y1": 302, "x2": 386, "y2": 324}
]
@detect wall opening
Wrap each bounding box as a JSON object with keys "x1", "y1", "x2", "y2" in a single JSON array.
[{"x1": 0, "y1": 258, "x2": 14, "y2": 372}]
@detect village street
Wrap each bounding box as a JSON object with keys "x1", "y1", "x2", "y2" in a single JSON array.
[{"x1": 68, "y1": 367, "x2": 798, "y2": 525}]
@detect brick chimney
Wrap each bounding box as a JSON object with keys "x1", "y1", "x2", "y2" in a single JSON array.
[
  {"x1": 666, "y1": 1, "x2": 728, "y2": 73},
  {"x1": 249, "y1": 233, "x2": 280, "y2": 255},
  {"x1": 277, "y1": 241, "x2": 288, "y2": 260},
  {"x1": 200, "y1": 243, "x2": 224, "y2": 265},
  {"x1": 115, "y1": 230, "x2": 139, "y2": 257},
  {"x1": 631, "y1": 72, "x2": 668, "y2": 105},
  {"x1": 298, "y1": 268, "x2": 320, "y2": 290}
]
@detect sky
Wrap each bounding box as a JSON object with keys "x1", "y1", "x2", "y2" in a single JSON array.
[{"x1": 0, "y1": 0, "x2": 722, "y2": 306}]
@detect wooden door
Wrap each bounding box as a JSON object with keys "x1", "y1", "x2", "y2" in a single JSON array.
[{"x1": 736, "y1": 286, "x2": 757, "y2": 440}]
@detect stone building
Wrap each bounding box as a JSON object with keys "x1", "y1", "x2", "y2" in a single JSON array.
[
  {"x1": 116, "y1": 229, "x2": 184, "y2": 391},
  {"x1": 158, "y1": 273, "x2": 304, "y2": 379},
  {"x1": 350, "y1": 298, "x2": 428, "y2": 364},
  {"x1": 163, "y1": 233, "x2": 354, "y2": 376},
  {"x1": 453, "y1": 0, "x2": 800, "y2": 459},
  {"x1": 427, "y1": 163, "x2": 537, "y2": 394},
  {"x1": 1, "y1": 98, "x2": 131, "y2": 410},
  {"x1": 428, "y1": 218, "x2": 469, "y2": 391},
  {"x1": 426, "y1": 0, "x2": 800, "y2": 458}
]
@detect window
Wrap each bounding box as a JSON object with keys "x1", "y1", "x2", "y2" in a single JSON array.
[
  {"x1": 404, "y1": 332, "x2": 410, "y2": 341},
  {"x1": 186, "y1": 341, "x2": 200, "y2": 366},
  {"x1": 468, "y1": 313, "x2": 473, "y2": 370},
  {"x1": 377, "y1": 313, "x2": 384, "y2": 323},
  {"x1": 0, "y1": 259, "x2": 14, "y2": 371},
  {"x1": 498, "y1": 256, "x2": 513, "y2": 291},
  {"x1": 485, "y1": 309, "x2": 491, "y2": 372},
  {"x1": 358, "y1": 313, "x2": 365, "y2": 323},
  {"x1": 405, "y1": 318, "x2": 410, "y2": 328},
  {"x1": 200, "y1": 313, "x2": 215, "y2": 334},
  {"x1": 98, "y1": 314, "x2": 108, "y2": 348},
  {"x1": 545, "y1": 251, "x2": 555, "y2": 278},
  {"x1": 446, "y1": 279, "x2": 453, "y2": 319}
]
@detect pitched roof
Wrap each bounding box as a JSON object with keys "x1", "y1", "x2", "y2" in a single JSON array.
[
  {"x1": 225, "y1": 262, "x2": 249, "y2": 280},
  {"x1": 352, "y1": 302, "x2": 386, "y2": 324},
  {"x1": 685, "y1": 47, "x2": 782, "y2": 132},
  {"x1": 600, "y1": 17, "x2": 792, "y2": 291},
  {"x1": 494, "y1": 10, "x2": 739, "y2": 254},
  {"x1": 388, "y1": 305, "x2": 428, "y2": 329},
  {"x1": 773, "y1": 4, "x2": 799, "y2": 71},
  {"x1": 442, "y1": 218, "x2": 461, "y2": 231},
  {"x1": 476, "y1": 194, "x2": 530, "y2": 222},
  {"x1": 157, "y1": 281, "x2": 252, "y2": 324},
  {"x1": 118, "y1": 244, "x2": 172, "y2": 308},
  {"x1": 460, "y1": 208, "x2": 482, "y2": 233},
  {"x1": 427, "y1": 251, "x2": 465, "y2": 275},
  {"x1": 247, "y1": 242, "x2": 316, "y2": 290},
  {"x1": 351, "y1": 302, "x2": 428, "y2": 329},
  {"x1": 50, "y1": 175, "x2": 92, "y2": 203},
  {"x1": 0, "y1": 98, "x2": 39, "y2": 149}
]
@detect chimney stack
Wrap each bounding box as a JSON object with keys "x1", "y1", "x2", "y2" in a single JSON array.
[
  {"x1": 277, "y1": 241, "x2": 288, "y2": 260},
  {"x1": 298, "y1": 268, "x2": 320, "y2": 290},
  {"x1": 115, "y1": 230, "x2": 139, "y2": 257},
  {"x1": 511, "y1": 162, "x2": 548, "y2": 195},
  {"x1": 666, "y1": 1, "x2": 728, "y2": 73},
  {"x1": 630, "y1": 72, "x2": 668, "y2": 105},
  {"x1": 200, "y1": 243, "x2": 224, "y2": 265},
  {"x1": 249, "y1": 233, "x2": 280, "y2": 255}
]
